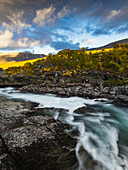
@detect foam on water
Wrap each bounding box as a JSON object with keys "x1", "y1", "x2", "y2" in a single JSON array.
[{"x1": 0, "y1": 87, "x2": 98, "y2": 113}]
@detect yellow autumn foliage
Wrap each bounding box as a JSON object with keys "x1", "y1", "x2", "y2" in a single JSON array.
[
  {"x1": 85, "y1": 48, "x2": 113, "y2": 55},
  {"x1": 76, "y1": 65, "x2": 80, "y2": 70},
  {"x1": 73, "y1": 70, "x2": 77, "y2": 75},
  {"x1": 43, "y1": 67, "x2": 51, "y2": 71},
  {"x1": 0, "y1": 58, "x2": 45, "y2": 69},
  {"x1": 63, "y1": 72, "x2": 71, "y2": 77}
]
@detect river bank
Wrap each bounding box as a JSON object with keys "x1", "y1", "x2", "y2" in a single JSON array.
[
  {"x1": 20, "y1": 83, "x2": 128, "y2": 103},
  {"x1": 0, "y1": 96, "x2": 77, "y2": 170},
  {"x1": 1, "y1": 69, "x2": 128, "y2": 103},
  {"x1": 1, "y1": 70, "x2": 128, "y2": 102}
]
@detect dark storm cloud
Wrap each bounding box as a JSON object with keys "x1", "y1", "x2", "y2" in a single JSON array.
[
  {"x1": 0, "y1": 0, "x2": 128, "y2": 24},
  {"x1": 0, "y1": 0, "x2": 128, "y2": 51},
  {"x1": 0, "y1": 0, "x2": 100, "y2": 25}
]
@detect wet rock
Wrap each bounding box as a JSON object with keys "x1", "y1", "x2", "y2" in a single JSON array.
[
  {"x1": 0, "y1": 97, "x2": 77, "y2": 170},
  {"x1": 102, "y1": 87, "x2": 109, "y2": 94},
  {"x1": 74, "y1": 106, "x2": 96, "y2": 115},
  {"x1": 117, "y1": 95, "x2": 128, "y2": 102}
]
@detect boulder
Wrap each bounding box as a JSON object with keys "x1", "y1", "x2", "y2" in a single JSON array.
[{"x1": 74, "y1": 106, "x2": 96, "y2": 115}]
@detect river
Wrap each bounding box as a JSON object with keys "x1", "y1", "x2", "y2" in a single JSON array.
[{"x1": 0, "y1": 87, "x2": 128, "y2": 170}]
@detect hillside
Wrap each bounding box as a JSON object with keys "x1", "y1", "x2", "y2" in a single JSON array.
[
  {"x1": 0, "y1": 52, "x2": 45, "y2": 62},
  {"x1": 0, "y1": 52, "x2": 45, "y2": 69},
  {"x1": 0, "y1": 58, "x2": 47, "y2": 70},
  {"x1": 91, "y1": 38, "x2": 128, "y2": 50},
  {"x1": 0, "y1": 52, "x2": 19, "y2": 61},
  {"x1": 5, "y1": 43, "x2": 128, "y2": 80},
  {"x1": 0, "y1": 43, "x2": 128, "y2": 86}
]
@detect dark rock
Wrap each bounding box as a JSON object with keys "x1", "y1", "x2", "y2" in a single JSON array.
[
  {"x1": 74, "y1": 106, "x2": 96, "y2": 115},
  {"x1": 0, "y1": 97, "x2": 77, "y2": 170}
]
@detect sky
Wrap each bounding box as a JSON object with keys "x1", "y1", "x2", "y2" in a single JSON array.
[{"x1": 0, "y1": 0, "x2": 128, "y2": 54}]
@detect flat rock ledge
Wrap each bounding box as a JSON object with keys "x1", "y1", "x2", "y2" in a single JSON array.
[
  {"x1": 0, "y1": 97, "x2": 77, "y2": 170},
  {"x1": 20, "y1": 83, "x2": 128, "y2": 103}
]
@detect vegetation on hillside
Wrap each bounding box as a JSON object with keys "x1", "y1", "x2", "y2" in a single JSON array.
[
  {"x1": 0, "y1": 57, "x2": 45, "y2": 69},
  {"x1": 4, "y1": 44, "x2": 128, "y2": 81}
]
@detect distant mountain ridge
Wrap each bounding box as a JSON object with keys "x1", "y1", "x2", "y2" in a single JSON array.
[
  {"x1": 0, "y1": 52, "x2": 45, "y2": 62},
  {"x1": 90, "y1": 38, "x2": 128, "y2": 50}
]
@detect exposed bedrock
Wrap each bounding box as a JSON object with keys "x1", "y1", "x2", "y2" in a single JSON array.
[{"x1": 0, "y1": 97, "x2": 77, "y2": 170}]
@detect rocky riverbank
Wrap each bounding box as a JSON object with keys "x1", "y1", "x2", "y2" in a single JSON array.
[
  {"x1": 0, "y1": 97, "x2": 77, "y2": 170},
  {"x1": 0, "y1": 70, "x2": 128, "y2": 86},
  {"x1": 20, "y1": 83, "x2": 128, "y2": 103},
  {"x1": 1, "y1": 69, "x2": 128, "y2": 102}
]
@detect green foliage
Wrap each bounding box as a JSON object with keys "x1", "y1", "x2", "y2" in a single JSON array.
[{"x1": 105, "y1": 77, "x2": 128, "y2": 85}]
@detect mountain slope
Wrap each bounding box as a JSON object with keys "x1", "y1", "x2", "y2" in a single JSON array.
[
  {"x1": 102, "y1": 38, "x2": 128, "y2": 48},
  {"x1": 0, "y1": 52, "x2": 45, "y2": 62},
  {"x1": 91, "y1": 38, "x2": 128, "y2": 50},
  {"x1": 0, "y1": 52, "x2": 45, "y2": 69}
]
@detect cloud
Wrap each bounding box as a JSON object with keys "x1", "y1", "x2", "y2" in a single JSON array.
[
  {"x1": 2, "y1": 11, "x2": 31, "y2": 34},
  {"x1": 92, "y1": 28, "x2": 111, "y2": 36},
  {"x1": 110, "y1": 5, "x2": 128, "y2": 23},
  {"x1": 0, "y1": 30, "x2": 13, "y2": 48},
  {"x1": 0, "y1": 0, "x2": 128, "y2": 53},
  {"x1": 16, "y1": 38, "x2": 40, "y2": 48},
  {"x1": 57, "y1": 6, "x2": 70, "y2": 19},
  {"x1": 82, "y1": 39, "x2": 96, "y2": 45},
  {"x1": 0, "y1": 0, "x2": 14, "y2": 5},
  {"x1": 107, "y1": 9, "x2": 121, "y2": 20},
  {"x1": 50, "y1": 41, "x2": 80, "y2": 50},
  {"x1": 0, "y1": 0, "x2": 27, "y2": 5},
  {"x1": 33, "y1": 4, "x2": 75, "y2": 27},
  {"x1": 0, "y1": 29, "x2": 40, "y2": 49},
  {"x1": 33, "y1": 5, "x2": 56, "y2": 26},
  {"x1": 83, "y1": 4, "x2": 128, "y2": 36},
  {"x1": 116, "y1": 24, "x2": 128, "y2": 33},
  {"x1": 85, "y1": 25, "x2": 110, "y2": 36}
]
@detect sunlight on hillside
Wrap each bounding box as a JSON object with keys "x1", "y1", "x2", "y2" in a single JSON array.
[
  {"x1": 0, "y1": 48, "x2": 112, "y2": 70},
  {"x1": 0, "y1": 52, "x2": 20, "y2": 59},
  {"x1": 85, "y1": 48, "x2": 113, "y2": 54},
  {"x1": 0, "y1": 58, "x2": 46, "y2": 69}
]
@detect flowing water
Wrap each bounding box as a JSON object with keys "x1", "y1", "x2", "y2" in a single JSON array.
[{"x1": 0, "y1": 87, "x2": 128, "y2": 170}]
